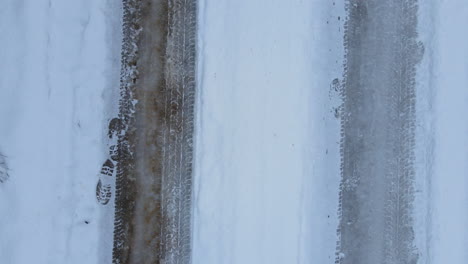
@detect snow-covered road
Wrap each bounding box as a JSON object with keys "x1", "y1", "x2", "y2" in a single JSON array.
[{"x1": 2, "y1": 0, "x2": 468, "y2": 263}]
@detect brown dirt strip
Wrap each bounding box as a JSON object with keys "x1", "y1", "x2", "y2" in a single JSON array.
[{"x1": 112, "y1": 1, "x2": 196, "y2": 263}]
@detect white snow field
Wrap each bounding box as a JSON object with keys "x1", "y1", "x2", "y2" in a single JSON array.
[
  {"x1": 0, "y1": 0, "x2": 121, "y2": 263},
  {"x1": 192, "y1": 1, "x2": 344, "y2": 263},
  {"x1": 424, "y1": 0, "x2": 468, "y2": 263},
  {"x1": 193, "y1": 0, "x2": 468, "y2": 263}
]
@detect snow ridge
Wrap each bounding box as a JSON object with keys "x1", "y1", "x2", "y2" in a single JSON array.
[{"x1": 335, "y1": 1, "x2": 353, "y2": 262}]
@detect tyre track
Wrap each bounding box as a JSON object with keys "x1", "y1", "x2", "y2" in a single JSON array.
[{"x1": 335, "y1": 1, "x2": 423, "y2": 263}]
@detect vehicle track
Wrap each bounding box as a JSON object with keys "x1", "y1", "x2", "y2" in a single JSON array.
[
  {"x1": 335, "y1": 1, "x2": 423, "y2": 263},
  {"x1": 112, "y1": 0, "x2": 196, "y2": 263}
]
